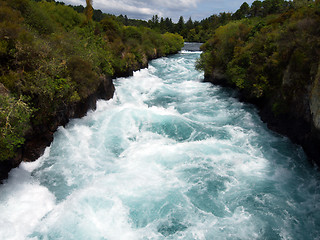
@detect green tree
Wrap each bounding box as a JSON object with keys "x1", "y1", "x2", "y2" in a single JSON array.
[
  {"x1": 186, "y1": 17, "x2": 194, "y2": 30},
  {"x1": 165, "y1": 18, "x2": 174, "y2": 32},
  {"x1": 0, "y1": 0, "x2": 185, "y2": 163},
  {"x1": 250, "y1": 0, "x2": 263, "y2": 17},
  {"x1": 176, "y1": 16, "x2": 185, "y2": 33},
  {"x1": 233, "y1": 2, "x2": 250, "y2": 19}
]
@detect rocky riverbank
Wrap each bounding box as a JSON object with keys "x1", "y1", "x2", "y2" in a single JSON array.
[
  {"x1": 1, "y1": 56, "x2": 177, "y2": 182},
  {"x1": 197, "y1": 2, "x2": 320, "y2": 167},
  {"x1": 203, "y1": 64, "x2": 320, "y2": 167},
  {"x1": 0, "y1": 74, "x2": 115, "y2": 182}
]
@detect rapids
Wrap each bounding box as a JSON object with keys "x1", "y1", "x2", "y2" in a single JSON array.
[{"x1": 0, "y1": 51, "x2": 320, "y2": 240}]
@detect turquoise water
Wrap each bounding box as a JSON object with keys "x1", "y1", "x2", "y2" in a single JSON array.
[{"x1": 1, "y1": 52, "x2": 320, "y2": 240}]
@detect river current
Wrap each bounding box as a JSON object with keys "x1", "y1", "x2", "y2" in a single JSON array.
[{"x1": 1, "y1": 51, "x2": 320, "y2": 240}]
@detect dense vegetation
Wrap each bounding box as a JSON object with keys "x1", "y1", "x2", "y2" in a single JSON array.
[
  {"x1": 197, "y1": 0, "x2": 320, "y2": 115},
  {"x1": 117, "y1": 0, "x2": 301, "y2": 42},
  {"x1": 0, "y1": 0, "x2": 183, "y2": 162},
  {"x1": 47, "y1": 0, "x2": 301, "y2": 43}
]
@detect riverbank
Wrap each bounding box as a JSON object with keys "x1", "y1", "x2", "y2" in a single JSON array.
[
  {"x1": 0, "y1": 75, "x2": 112, "y2": 182},
  {"x1": 197, "y1": 3, "x2": 320, "y2": 167},
  {"x1": 0, "y1": 0, "x2": 184, "y2": 182},
  {"x1": 203, "y1": 74, "x2": 320, "y2": 167},
  {"x1": 0, "y1": 54, "x2": 178, "y2": 182}
]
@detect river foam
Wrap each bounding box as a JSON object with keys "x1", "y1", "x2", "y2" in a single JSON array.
[{"x1": 0, "y1": 52, "x2": 320, "y2": 240}]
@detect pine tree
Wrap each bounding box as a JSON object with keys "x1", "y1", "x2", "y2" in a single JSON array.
[{"x1": 176, "y1": 16, "x2": 185, "y2": 33}]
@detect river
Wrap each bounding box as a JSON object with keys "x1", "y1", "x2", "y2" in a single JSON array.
[{"x1": 0, "y1": 51, "x2": 320, "y2": 239}]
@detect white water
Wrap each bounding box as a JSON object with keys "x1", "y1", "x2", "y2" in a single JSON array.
[{"x1": 0, "y1": 52, "x2": 320, "y2": 240}]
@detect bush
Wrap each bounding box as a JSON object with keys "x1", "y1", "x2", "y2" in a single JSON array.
[
  {"x1": 67, "y1": 56, "x2": 98, "y2": 98},
  {"x1": 123, "y1": 26, "x2": 142, "y2": 43},
  {"x1": 0, "y1": 94, "x2": 31, "y2": 161},
  {"x1": 37, "y1": 1, "x2": 85, "y2": 31}
]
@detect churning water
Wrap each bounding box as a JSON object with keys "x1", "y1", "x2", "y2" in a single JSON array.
[{"x1": 1, "y1": 52, "x2": 320, "y2": 240}]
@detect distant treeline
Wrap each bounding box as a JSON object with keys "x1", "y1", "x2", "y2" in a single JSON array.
[
  {"x1": 0, "y1": 0, "x2": 183, "y2": 162},
  {"x1": 141, "y1": 0, "x2": 312, "y2": 42},
  {"x1": 55, "y1": 0, "x2": 312, "y2": 42}
]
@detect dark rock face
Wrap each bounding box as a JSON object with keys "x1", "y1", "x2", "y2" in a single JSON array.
[
  {"x1": 257, "y1": 66, "x2": 320, "y2": 166},
  {"x1": 203, "y1": 70, "x2": 229, "y2": 87},
  {"x1": 258, "y1": 104, "x2": 320, "y2": 166},
  {"x1": 0, "y1": 75, "x2": 115, "y2": 182}
]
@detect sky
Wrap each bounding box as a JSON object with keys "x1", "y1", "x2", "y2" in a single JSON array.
[{"x1": 60, "y1": 0, "x2": 255, "y2": 22}]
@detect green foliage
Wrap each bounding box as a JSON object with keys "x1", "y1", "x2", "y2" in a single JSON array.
[
  {"x1": 67, "y1": 56, "x2": 98, "y2": 98},
  {"x1": 0, "y1": 94, "x2": 31, "y2": 161},
  {"x1": 162, "y1": 33, "x2": 184, "y2": 54},
  {"x1": 100, "y1": 15, "x2": 123, "y2": 42},
  {"x1": 0, "y1": 0, "x2": 184, "y2": 162},
  {"x1": 13, "y1": 0, "x2": 57, "y2": 34},
  {"x1": 199, "y1": 1, "x2": 320, "y2": 106},
  {"x1": 233, "y1": 2, "x2": 250, "y2": 19},
  {"x1": 119, "y1": 0, "x2": 306, "y2": 42},
  {"x1": 37, "y1": 1, "x2": 85, "y2": 31},
  {"x1": 123, "y1": 26, "x2": 142, "y2": 43}
]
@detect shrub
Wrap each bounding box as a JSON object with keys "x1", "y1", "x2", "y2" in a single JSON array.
[
  {"x1": 37, "y1": 1, "x2": 85, "y2": 31},
  {"x1": 67, "y1": 56, "x2": 98, "y2": 99},
  {"x1": 0, "y1": 94, "x2": 32, "y2": 161}
]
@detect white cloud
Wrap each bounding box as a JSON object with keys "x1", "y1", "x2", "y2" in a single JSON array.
[
  {"x1": 94, "y1": 0, "x2": 160, "y2": 17},
  {"x1": 61, "y1": 0, "x2": 200, "y2": 19},
  {"x1": 90, "y1": 0, "x2": 202, "y2": 19},
  {"x1": 149, "y1": 0, "x2": 200, "y2": 10},
  {"x1": 62, "y1": 0, "x2": 83, "y2": 5},
  {"x1": 60, "y1": 0, "x2": 254, "y2": 21}
]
